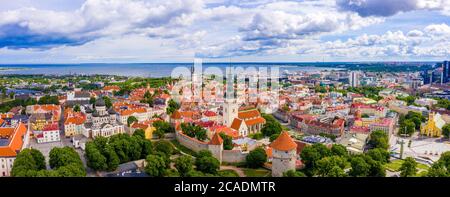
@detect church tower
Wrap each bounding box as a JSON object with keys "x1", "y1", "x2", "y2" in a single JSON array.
[{"x1": 222, "y1": 98, "x2": 238, "y2": 127}]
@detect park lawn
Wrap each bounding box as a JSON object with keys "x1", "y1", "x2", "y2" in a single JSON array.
[
  {"x1": 385, "y1": 160, "x2": 404, "y2": 171},
  {"x1": 217, "y1": 170, "x2": 239, "y2": 177},
  {"x1": 416, "y1": 170, "x2": 428, "y2": 177},
  {"x1": 385, "y1": 159, "x2": 430, "y2": 172},
  {"x1": 243, "y1": 168, "x2": 270, "y2": 177},
  {"x1": 170, "y1": 140, "x2": 197, "y2": 157}
]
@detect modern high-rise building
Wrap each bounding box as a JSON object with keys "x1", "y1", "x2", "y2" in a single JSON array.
[
  {"x1": 443, "y1": 60, "x2": 449, "y2": 83},
  {"x1": 349, "y1": 71, "x2": 360, "y2": 87}
]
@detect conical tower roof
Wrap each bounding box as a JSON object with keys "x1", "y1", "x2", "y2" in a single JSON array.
[{"x1": 270, "y1": 131, "x2": 297, "y2": 151}]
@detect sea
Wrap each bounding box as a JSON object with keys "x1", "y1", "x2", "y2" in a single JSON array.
[{"x1": 0, "y1": 63, "x2": 344, "y2": 77}]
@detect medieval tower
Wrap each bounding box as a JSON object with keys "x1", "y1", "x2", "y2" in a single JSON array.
[{"x1": 270, "y1": 131, "x2": 297, "y2": 177}]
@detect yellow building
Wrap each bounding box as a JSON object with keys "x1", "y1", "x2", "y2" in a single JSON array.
[
  {"x1": 421, "y1": 112, "x2": 445, "y2": 137},
  {"x1": 131, "y1": 122, "x2": 157, "y2": 140},
  {"x1": 144, "y1": 126, "x2": 157, "y2": 140}
]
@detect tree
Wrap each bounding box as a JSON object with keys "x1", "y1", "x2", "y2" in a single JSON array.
[
  {"x1": 11, "y1": 149, "x2": 47, "y2": 177},
  {"x1": 219, "y1": 133, "x2": 233, "y2": 150},
  {"x1": 367, "y1": 148, "x2": 390, "y2": 164},
  {"x1": 368, "y1": 130, "x2": 389, "y2": 150},
  {"x1": 29, "y1": 148, "x2": 46, "y2": 170},
  {"x1": 349, "y1": 156, "x2": 370, "y2": 177},
  {"x1": 153, "y1": 121, "x2": 175, "y2": 134},
  {"x1": 261, "y1": 114, "x2": 282, "y2": 137},
  {"x1": 366, "y1": 158, "x2": 386, "y2": 177},
  {"x1": 89, "y1": 97, "x2": 96, "y2": 105},
  {"x1": 400, "y1": 157, "x2": 417, "y2": 177},
  {"x1": 399, "y1": 119, "x2": 415, "y2": 136},
  {"x1": 195, "y1": 150, "x2": 220, "y2": 174},
  {"x1": 195, "y1": 128, "x2": 207, "y2": 141},
  {"x1": 174, "y1": 155, "x2": 194, "y2": 177},
  {"x1": 300, "y1": 145, "x2": 322, "y2": 176},
  {"x1": 38, "y1": 95, "x2": 59, "y2": 105},
  {"x1": 166, "y1": 99, "x2": 180, "y2": 115},
  {"x1": 46, "y1": 147, "x2": 85, "y2": 177},
  {"x1": 269, "y1": 133, "x2": 280, "y2": 142},
  {"x1": 132, "y1": 129, "x2": 145, "y2": 139},
  {"x1": 127, "y1": 116, "x2": 138, "y2": 127},
  {"x1": 283, "y1": 170, "x2": 306, "y2": 177},
  {"x1": 154, "y1": 140, "x2": 173, "y2": 156},
  {"x1": 427, "y1": 162, "x2": 449, "y2": 177},
  {"x1": 85, "y1": 142, "x2": 108, "y2": 171},
  {"x1": 145, "y1": 155, "x2": 167, "y2": 177},
  {"x1": 316, "y1": 156, "x2": 347, "y2": 177},
  {"x1": 245, "y1": 147, "x2": 267, "y2": 168},
  {"x1": 442, "y1": 124, "x2": 450, "y2": 139},
  {"x1": 331, "y1": 144, "x2": 348, "y2": 158},
  {"x1": 181, "y1": 123, "x2": 208, "y2": 141},
  {"x1": 73, "y1": 104, "x2": 81, "y2": 112},
  {"x1": 49, "y1": 147, "x2": 83, "y2": 169},
  {"x1": 104, "y1": 144, "x2": 120, "y2": 171},
  {"x1": 427, "y1": 151, "x2": 450, "y2": 177},
  {"x1": 102, "y1": 96, "x2": 112, "y2": 108}
]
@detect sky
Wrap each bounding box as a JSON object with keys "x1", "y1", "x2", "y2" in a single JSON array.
[{"x1": 0, "y1": 0, "x2": 449, "y2": 63}]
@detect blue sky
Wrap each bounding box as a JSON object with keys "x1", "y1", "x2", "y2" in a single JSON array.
[{"x1": 0, "y1": 0, "x2": 449, "y2": 63}]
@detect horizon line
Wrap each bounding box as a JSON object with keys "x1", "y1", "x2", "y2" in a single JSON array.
[{"x1": 0, "y1": 60, "x2": 444, "y2": 65}]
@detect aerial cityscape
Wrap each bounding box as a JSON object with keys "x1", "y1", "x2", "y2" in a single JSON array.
[{"x1": 0, "y1": 0, "x2": 450, "y2": 180}]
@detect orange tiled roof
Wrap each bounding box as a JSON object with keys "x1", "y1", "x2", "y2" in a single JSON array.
[
  {"x1": 238, "y1": 109, "x2": 261, "y2": 120},
  {"x1": 230, "y1": 118, "x2": 243, "y2": 131},
  {"x1": 214, "y1": 126, "x2": 239, "y2": 138},
  {"x1": 171, "y1": 110, "x2": 182, "y2": 119},
  {"x1": 0, "y1": 128, "x2": 14, "y2": 138},
  {"x1": 209, "y1": 132, "x2": 223, "y2": 145},
  {"x1": 131, "y1": 122, "x2": 149, "y2": 130},
  {"x1": 120, "y1": 108, "x2": 147, "y2": 116},
  {"x1": 33, "y1": 104, "x2": 60, "y2": 112},
  {"x1": 103, "y1": 85, "x2": 120, "y2": 91},
  {"x1": 245, "y1": 117, "x2": 266, "y2": 126},
  {"x1": 0, "y1": 118, "x2": 4, "y2": 125},
  {"x1": 1, "y1": 113, "x2": 14, "y2": 119},
  {"x1": 64, "y1": 113, "x2": 86, "y2": 125},
  {"x1": 270, "y1": 131, "x2": 297, "y2": 151},
  {"x1": 0, "y1": 123, "x2": 27, "y2": 157}
]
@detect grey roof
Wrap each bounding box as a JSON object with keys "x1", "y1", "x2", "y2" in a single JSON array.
[
  {"x1": 95, "y1": 98, "x2": 106, "y2": 107},
  {"x1": 84, "y1": 122, "x2": 93, "y2": 129},
  {"x1": 85, "y1": 107, "x2": 93, "y2": 113},
  {"x1": 0, "y1": 139, "x2": 10, "y2": 146},
  {"x1": 75, "y1": 91, "x2": 91, "y2": 98},
  {"x1": 29, "y1": 113, "x2": 52, "y2": 122},
  {"x1": 65, "y1": 100, "x2": 90, "y2": 107},
  {"x1": 108, "y1": 108, "x2": 116, "y2": 114}
]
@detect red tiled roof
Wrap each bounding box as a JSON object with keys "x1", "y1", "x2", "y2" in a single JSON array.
[
  {"x1": 64, "y1": 113, "x2": 86, "y2": 125},
  {"x1": 171, "y1": 110, "x2": 182, "y2": 119},
  {"x1": 209, "y1": 132, "x2": 223, "y2": 145},
  {"x1": 103, "y1": 85, "x2": 120, "y2": 91},
  {"x1": 203, "y1": 111, "x2": 217, "y2": 117},
  {"x1": 120, "y1": 108, "x2": 147, "y2": 116},
  {"x1": 43, "y1": 123, "x2": 59, "y2": 131},
  {"x1": 245, "y1": 117, "x2": 266, "y2": 126},
  {"x1": 238, "y1": 109, "x2": 260, "y2": 120},
  {"x1": 270, "y1": 131, "x2": 297, "y2": 151},
  {"x1": 230, "y1": 118, "x2": 243, "y2": 131},
  {"x1": 131, "y1": 122, "x2": 149, "y2": 130},
  {"x1": 214, "y1": 126, "x2": 239, "y2": 138}
]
